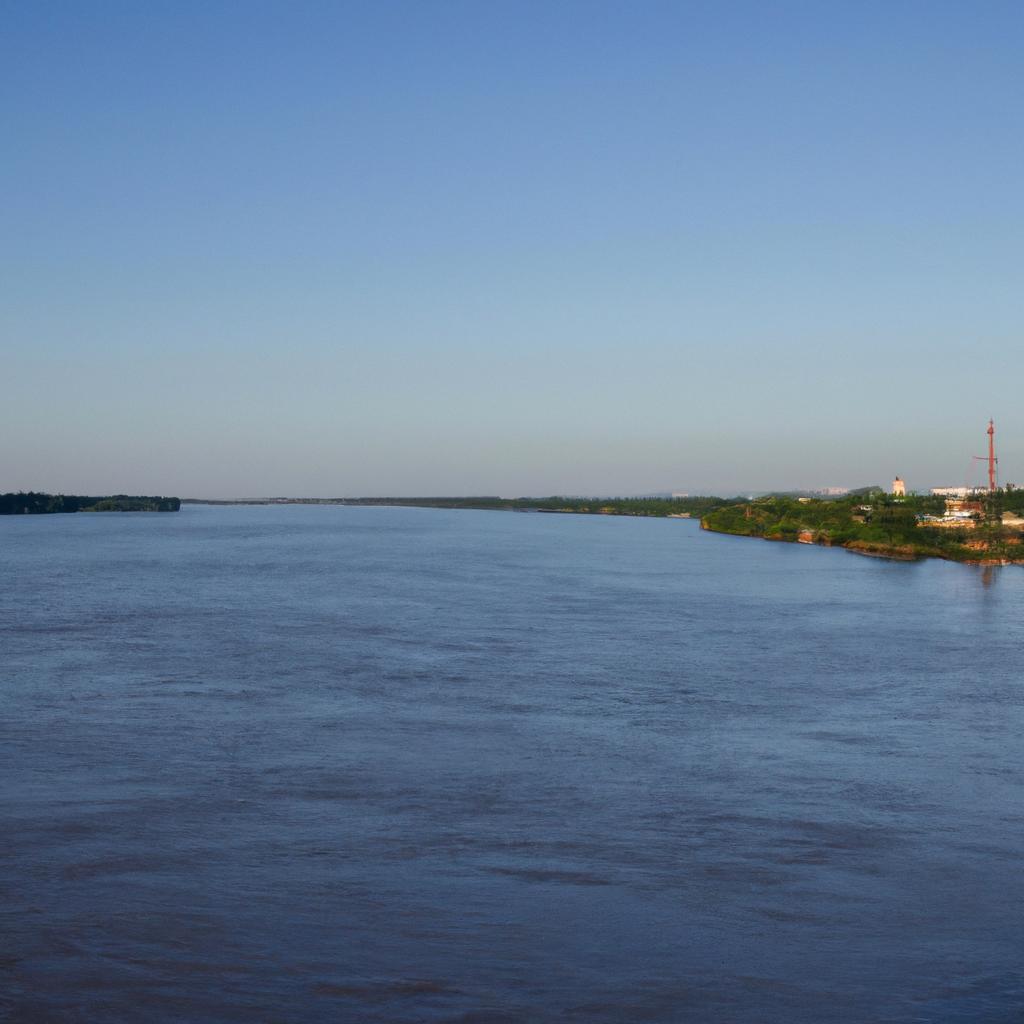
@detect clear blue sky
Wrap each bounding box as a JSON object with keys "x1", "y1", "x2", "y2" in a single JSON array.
[{"x1": 3, "y1": 0, "x2": 1022, "y2": 497}]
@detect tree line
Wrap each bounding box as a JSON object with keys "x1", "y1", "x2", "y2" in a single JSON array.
[{"x1": 0, "y1": 492, "x2": 181, "y2": 515}]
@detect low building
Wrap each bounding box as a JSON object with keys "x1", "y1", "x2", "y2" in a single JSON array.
[
  {"x1": 944, "y1": 497, "x2": 983, "y2": 518},
  {"x1": 919, "y1": 516, "x2": 976, "y2": 530},
  {"x1": 917, "y1": 496, "x2": 983, "y2": 530},
  {"x1": 931, "y1": 486, "x2": 985, "y2": 498}
]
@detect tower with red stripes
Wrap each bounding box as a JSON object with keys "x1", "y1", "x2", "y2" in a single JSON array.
[{"x1": 987, "y1": 419, "x2": 997, "y2": 492}]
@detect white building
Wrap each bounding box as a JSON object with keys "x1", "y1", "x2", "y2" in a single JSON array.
[{"x1": 930, "y1": 486, "x2": 985, "y2": 498}]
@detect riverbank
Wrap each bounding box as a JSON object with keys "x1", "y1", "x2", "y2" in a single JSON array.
[
  {"x1": 701, "y1": 495, "x2": 1024, "y2": 565},
  {"x1": 183, "y1": 495, "x2": 723, "y2": 518},
  {"x1": 0, "y1": 492, "x2": 181, "y2": 515}
]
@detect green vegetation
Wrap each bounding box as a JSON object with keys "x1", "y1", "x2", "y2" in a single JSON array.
[
  {"x1": 344, "y1": 495, "x2": 731, "y2": 516},
  {"x1": 0, "y1": 492, "x2": 181, "y2": 515},
  {"x1": 185, "y1": 495, "x2": 732, "y2": 516},
  {"x1": 701, "y1": 490, "x2": 1024, "y2": 564}
]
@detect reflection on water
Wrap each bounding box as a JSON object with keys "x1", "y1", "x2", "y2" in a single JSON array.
[{"x1": 2, "y1": 506, "x2": 1023, "y2": 1023}]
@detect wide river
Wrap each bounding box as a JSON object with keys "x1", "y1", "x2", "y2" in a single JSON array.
[{"x1": 2, "y1": 505, "x2": 1023, "y2": 1022}]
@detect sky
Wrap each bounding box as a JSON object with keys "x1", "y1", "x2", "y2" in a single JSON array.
[{"x1": 3, "y1": 0, "x2": 1023, "y2": 498}]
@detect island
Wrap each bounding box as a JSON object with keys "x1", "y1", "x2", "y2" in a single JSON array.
[
  {"x1": 700, "y1": 490, "x2": 1024, "y2": 565},
  {"x1": 0, "y1": 492, "x2": 181, "y2": 515}
]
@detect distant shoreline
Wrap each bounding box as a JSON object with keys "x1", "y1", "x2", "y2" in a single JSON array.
[
  {"x1": 700, "y1": 495, "x2": 1024, "y2": 566},
  {"x1": 1, "y1": 492, "x2": 181, "y2": 515},
  {"x1": 701, "y1": 524, "x2": 1024, "y2": 566},
  {"x1": 181, "y1": 496, "x2": 717, "y2": 518},
  {"x1": 9, "y1": 492, "x2": 1023, "y2": 565}
]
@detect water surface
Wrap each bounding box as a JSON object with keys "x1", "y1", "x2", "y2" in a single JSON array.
[{"x1": 2, "y1": 505, "x2": 1022, "y2": 1022}]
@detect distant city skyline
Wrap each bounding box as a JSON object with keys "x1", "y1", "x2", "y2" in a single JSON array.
[{"x1": 3, "y1": 2, "x2": 1023, "y2": 498}]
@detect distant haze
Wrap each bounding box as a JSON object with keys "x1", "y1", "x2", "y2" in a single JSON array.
[{"x1": 3, "y1": 2, "x2": 1022, "y2": 498}]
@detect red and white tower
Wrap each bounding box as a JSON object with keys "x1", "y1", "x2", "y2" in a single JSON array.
[{"x1": 987, "y1": 419, "x2": 997, "y2": 492}]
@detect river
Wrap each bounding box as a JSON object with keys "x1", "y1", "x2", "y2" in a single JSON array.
[{"x1": 2, "y1": 504, "x2": 1022, "y2": 1022}]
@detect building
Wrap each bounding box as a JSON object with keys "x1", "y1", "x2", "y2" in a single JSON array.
[
  {"x1": 916, "y1": 496, "x2": 983, "y2": 529},
  {"x1": 943, "y1": 497, "x2": 980, "y2": 518},
  {"x1": 892, "y1": 477, "x2": 906, "y2": 497},
  {"x1": 920, "y1": 516, "x2": 977, "y2": 530},
  {"x1": 931, "y1": 486, "x2": 985, "y2": 498}
]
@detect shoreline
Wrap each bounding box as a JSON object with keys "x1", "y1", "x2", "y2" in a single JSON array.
[
  {"x1": 700, "y1": 520, "x2": 1024, "y2": 566},
  {"x1": 182, "y1": 496, "x2": 712, "y2": 519}
]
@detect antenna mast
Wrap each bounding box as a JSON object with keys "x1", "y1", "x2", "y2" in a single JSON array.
[{"x1": 988, "y1": 419, "x2": 997, "y2": 492}]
